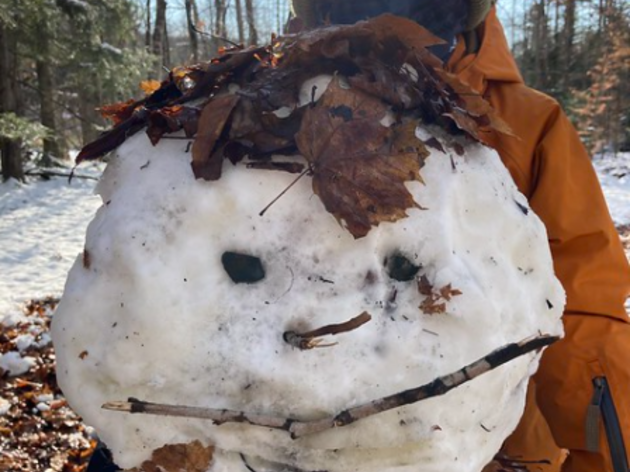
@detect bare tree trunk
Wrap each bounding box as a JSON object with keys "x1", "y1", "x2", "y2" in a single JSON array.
[
  {"x1": 244, "y1": 0, "x2": 258, "y2": 45},
  {"x1": 185, "y1": 0, "x2": 199, "y2": 62},
  {"x1": 36, "y1": 21, "x2": 65, "y2": 164},
  {"x1": 214, "y1": 0, "x2": 228, "y2": 39},
  {"x1": 235, "y1": 0, "x2": 245, "y2": 44},
  {"x1": 562, "y1": 0, "x2": 576, "y2": 90},
  {"x1": 152, "y1": 0, "x2": 169, "y2": 70},
  {"x1": 0, "y1": 21, "x2": 24, "y2": 181},
  {"x1": 77, "y1": 85, "x2": 100, "y2": 145},
  {"x1": 145, "y1": 0, "x2": 152, "y2": 51},
  {"x1": 531, "y1": 0, "x2": 549, "y2": 90}
]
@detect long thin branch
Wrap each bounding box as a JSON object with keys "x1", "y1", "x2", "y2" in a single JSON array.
[
  {"x1": 25, "y1": 169, "x2": 99, "y2": 181},
  {"x1": 102, "y1": 335, "x2": 558, "y2": 439}
]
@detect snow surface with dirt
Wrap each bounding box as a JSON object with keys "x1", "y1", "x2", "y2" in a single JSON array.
[{"x1": 47, "y1": 104, "x2": 569, "y2": 472}]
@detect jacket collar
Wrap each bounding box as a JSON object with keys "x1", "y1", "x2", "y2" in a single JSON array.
[{"x1": 446, "y1": 7, "x2": 523, "y2": 92}]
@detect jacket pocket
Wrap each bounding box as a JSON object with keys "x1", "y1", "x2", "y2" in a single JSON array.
[{"x1": 586, "y1": 376, "x2": 629, "y2": 472}]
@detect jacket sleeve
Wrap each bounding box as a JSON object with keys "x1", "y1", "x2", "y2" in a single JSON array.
[
  {"x1": 527, "y1": 105, "x2": 630, "y2": 466},
  {"x1": 527, "y1": 105, "x2": 630, "y2": 321}
]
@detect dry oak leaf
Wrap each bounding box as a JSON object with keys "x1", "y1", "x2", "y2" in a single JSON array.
[
  {"x1": 296, "y1": 77, "x2": 425, "y2": 238},
  {"x1": 192, "y1": 93, "x2": 240, "y2": 180},
  {"x1": 128, "y1": 440, "x2": 214, "y2": 472}
]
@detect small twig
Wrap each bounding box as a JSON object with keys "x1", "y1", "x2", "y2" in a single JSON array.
[
  {"x1": 259, "y1": 166, "x2": 311, "y2": 217},
  {"x1": 283, "y1": 311, "x2": 372, "y2": 350},
  {"x1": 191, "y1": 25, "x2": 241, "y2": 49},
  {"x1": 102, "y1": 335, "x2": 558, "y2": 439},
  {"x1": 25, "y1": 169, "x2": 99, "y2": 181}
]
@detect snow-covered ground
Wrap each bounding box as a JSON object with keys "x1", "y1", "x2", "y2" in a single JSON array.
[
  {"x1": 594, "y1": 153, "x2": 630, "y2": 227},
  {"x1": 0, "y1": 164, "x2": 103, "y2": 318},
  {"x1": 1, "y1": 154, "x2": 628, "y2": 322}
]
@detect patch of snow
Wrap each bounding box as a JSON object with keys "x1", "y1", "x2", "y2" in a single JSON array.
[
  {"x1": 0, "y1": 163, "x2": 102, "y2": 314},
  {"x1": 52, "y1": 125, "x2": 564, "y2": 472},
  {"x1": 0, "y1": 397, "x2": 10, "y2": 416},
  {"x1": 100, "y1": 42, "x2": 122, "y2": 56},
  {"x1": 299, "y1": 75, "x2": 334, "y2": 106},
  {"x1": 593, "y1": 153, "x2": 630, "y2": 225},
  {"x1": 0, "y1": 351, "x2": 36, "y2": 376},
  {"x1": 36, "y1": 332, "x2": 52, "y2": 348},
  {"x1": 37, "y1": 402, "x2": 51, "y2": 412},
  {"x1": 15, "y1": 334, "x2": 36, "y2": 352},
  {"x1": 36, "y1": 393, "x2": 55, "y2": 403}
]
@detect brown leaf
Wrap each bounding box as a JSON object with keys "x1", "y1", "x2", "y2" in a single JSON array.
[
  {"x1": 99, "y1": 99, "x2": 138, "y2": 125},
  {"x1": 424, "y1": 136, "x2": 446, "y2": 153},
  {"x1": 434, "y1": 69, "x2": 514, "y2": 142},
  {"x1": 282, "y1": 14, "x2": 444, "y2": 68},
  {"x1": 132, "y1": 440, "x2": 214, "y2": 472},
  {"x1": 82, "y1": 249, "x2": 91, "y2": 269},
  {"x1": 418, "y1": 276, "x2": 462, "y2": 315},
  {"x1": 191, "y1": 94, "x2": 240, "y2": 181},
  {"x1": 146, "y1": 105, "x2": 201, "y2": 145},
  {"x1": 246, "y1": 161, "x2": 305, "y2": 173},
  {"x1": 296, "y1": 78, "x2": 424, "y2": 238}
]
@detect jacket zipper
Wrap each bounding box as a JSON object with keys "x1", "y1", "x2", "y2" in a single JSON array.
[{"x1": 585, "y1": 376, "x2": 629, "y2": 472}]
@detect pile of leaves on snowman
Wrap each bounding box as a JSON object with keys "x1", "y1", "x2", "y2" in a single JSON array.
[{"x1": 52, "y1": 14, "x2": 565, "y2": 472}]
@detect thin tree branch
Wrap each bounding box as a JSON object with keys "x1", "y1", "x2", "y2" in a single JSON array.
[
  {"x1": 18, "y1": 79, "x2": 102, "y2": 127},
  {"x1": 191, "y1": 24, "x2": 241, "y2": 49},
  {"x1": 25, "y1": 168, "x2": 99, "y2": 181},
  {"x1": 102, "y1": 335, "x2": 559, "y2": 439}
]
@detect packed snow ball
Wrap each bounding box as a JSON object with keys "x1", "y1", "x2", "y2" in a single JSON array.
[{"x1": 52, "y1": 86, "x2": 564, "y2": 472}]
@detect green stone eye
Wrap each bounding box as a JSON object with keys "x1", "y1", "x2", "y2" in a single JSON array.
[{"x1": 221, "y1": 252, "x2": 265, "y2": 284}]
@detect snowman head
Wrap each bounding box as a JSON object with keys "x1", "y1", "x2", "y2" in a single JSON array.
[{"x1": 53, "y1": 102, "x2": 564, "y2": 471}]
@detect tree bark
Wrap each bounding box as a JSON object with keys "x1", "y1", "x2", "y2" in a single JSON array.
[
  {"x1": 214, "y1": 0, "x2": 227, "y2": 38},
  {"x1": 531, "y1": 0, "x2": 549, "y2": 90},
  {"x1": 36, "y1": 20, "x2": 65, "y2": 164},
  {"x1": 235, "y1": 0, "x2": 245, "y2": 44},
  {"x1": 145, "y1": 0, "x2": 152, "y2": 51},
  {"x1": 185, "y1": 0, "x2": 199, "y2": 62},
  {"x1": 0, "y1": 20, "x2": 24, "y2": 181},
  {"x1": 244, "y1": 0, "x2": 258, "y2": 45},
  {"x1": 562, "y1": 0, "x2": 576, "y2": 90},
  {"x1": 152, "y1": 0, "x2": 169, "y2": 70}
]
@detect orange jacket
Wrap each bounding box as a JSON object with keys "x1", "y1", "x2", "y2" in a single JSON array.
[{"x1": 447, "y1": 8, "x2": 630, "y2": 323}]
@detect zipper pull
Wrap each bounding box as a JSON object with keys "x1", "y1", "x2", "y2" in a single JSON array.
[{"x1": 586, "y1": 377, "x2": 605, "y2": 452}]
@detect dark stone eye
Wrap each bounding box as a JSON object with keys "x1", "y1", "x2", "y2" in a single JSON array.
[
  {"x1": 385, "y1": 252, "x2": 420, "y2": 282},
  {"x1": 221, "y1": 252, "x2": 265, "y2": 284}
]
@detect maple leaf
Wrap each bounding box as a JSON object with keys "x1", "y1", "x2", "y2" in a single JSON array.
[
  {"x1": 191, "y1": 94, "x2": 240, "y2": 181},
  {"x1": 296, "y1": 77, "x2": 425, "y2": 238},
  {"x1": 417, "y1": 275, "x2": 462, "y2": 315},
  {"x1": 130, "y1": 440, "x2": 214, "y2": 472}
]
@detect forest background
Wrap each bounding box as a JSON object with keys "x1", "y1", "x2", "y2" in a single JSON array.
[{"x1": 0, "y1": 0, "x2": 629, "y2": 183}]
